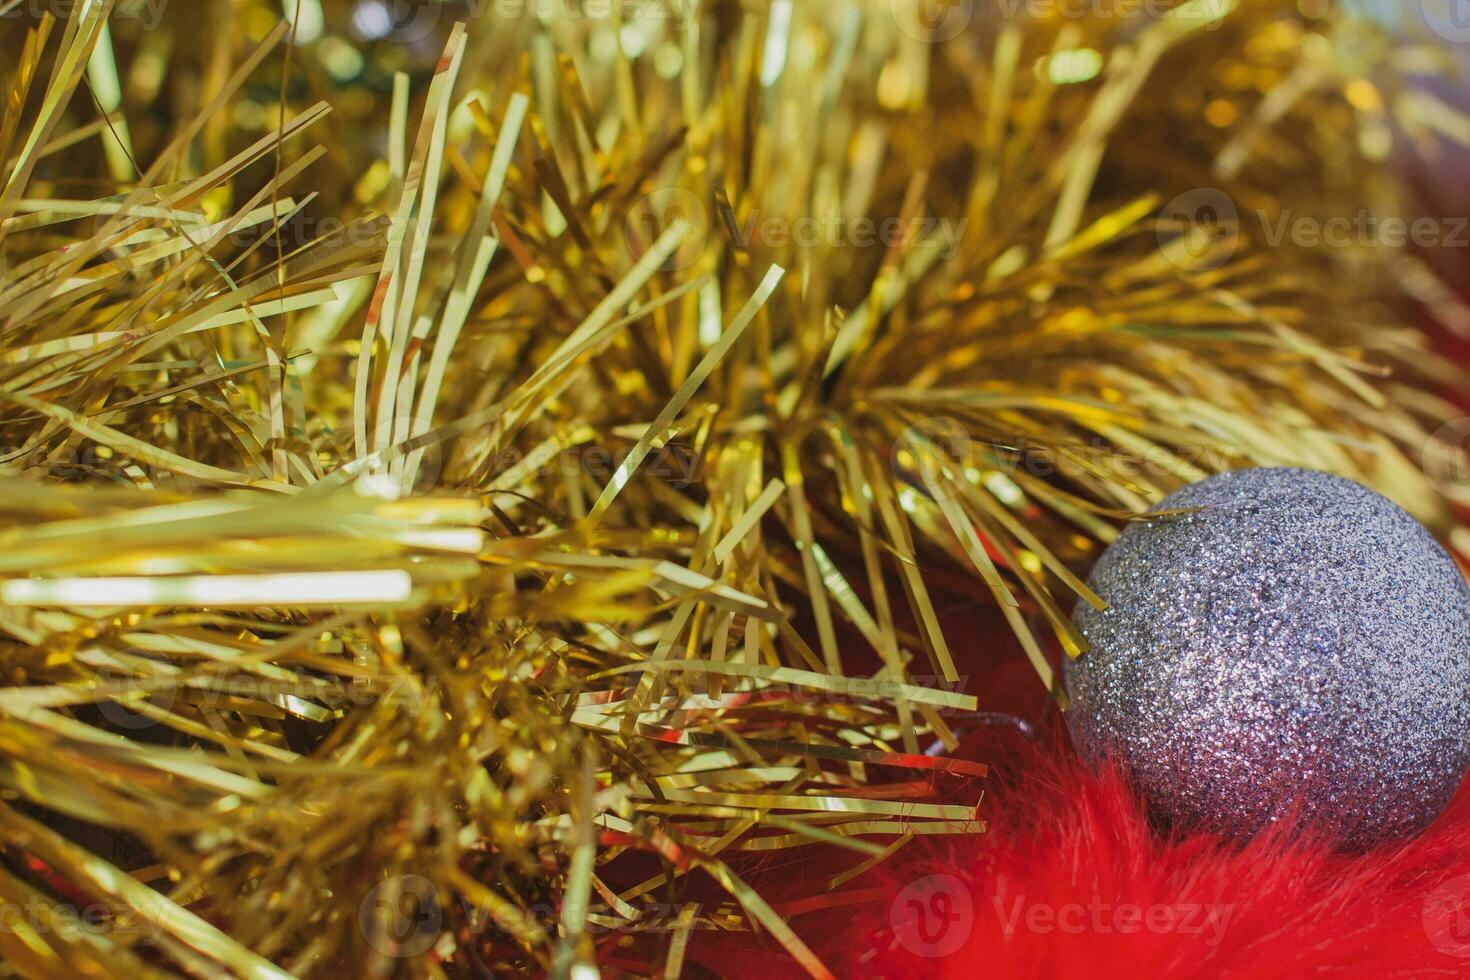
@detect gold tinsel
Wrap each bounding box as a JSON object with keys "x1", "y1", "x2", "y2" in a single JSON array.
[{"x1": 0, "y1": 0, "x2": 1467, "y2": 976}]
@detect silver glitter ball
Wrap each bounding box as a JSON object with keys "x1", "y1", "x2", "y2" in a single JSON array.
[{"x1": 1065, "y1": 468, "x2": 1470, "y2": 847}]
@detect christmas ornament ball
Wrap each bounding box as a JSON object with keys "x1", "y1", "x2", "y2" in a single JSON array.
[{"x1": 1064, "y1": 468, "x2": 1470, "y2": 847}]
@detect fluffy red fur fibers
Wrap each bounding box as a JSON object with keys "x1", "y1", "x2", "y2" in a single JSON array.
[
  {"x1": 850, "y1": 732, "x2": 1470, "y2": 979},
  {"x1": 684, "y1": 608, "x2": 1470, "y2": 979}
]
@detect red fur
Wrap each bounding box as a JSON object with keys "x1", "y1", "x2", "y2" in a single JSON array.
[
  {"x1": 679, "y1": 605, "x2": 1470, "y2": 978},
  {"x1": 824, "y1": 733, "x2": 1470, "y2": 978}
]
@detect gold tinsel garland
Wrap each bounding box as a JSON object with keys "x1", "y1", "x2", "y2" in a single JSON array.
[{"x1": 0, "y1": 0, "x2": 1466, "y2": 975}]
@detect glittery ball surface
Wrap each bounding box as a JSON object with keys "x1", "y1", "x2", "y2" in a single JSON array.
[{"x1": 1065, "y1": 468, "x2": 1470, "y2": 846}]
